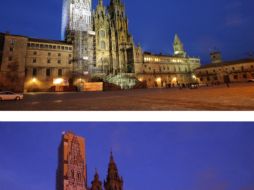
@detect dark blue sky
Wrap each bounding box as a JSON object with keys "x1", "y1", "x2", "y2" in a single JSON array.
[
  {"x1": 0, "y1": 0, "x2": 254, "y2": 63},
  {"x1": 0, "y1": 122, "x2": 254, "y2": 190}
]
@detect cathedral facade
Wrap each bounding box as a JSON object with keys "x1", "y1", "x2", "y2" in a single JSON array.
[
  {"x1": 93, "y1": 0, "x2": 138, "y2": 75},
  {"x1": 56, "y1": 131, "x2": 124, "y2": 190},
  {"x1": 0, "y1": 0, "x2": 200, "y2": 92}
]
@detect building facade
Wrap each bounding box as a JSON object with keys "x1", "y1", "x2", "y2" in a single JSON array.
[
  {"x1": 195, "y1": 52, "x2": 254, "y2": 84},
  {"x1": 136, "y1": 34, "x2": 201, "y2": 88},
  {"x1": 56, "y1": 131, "x2": 87, "y2": 190},
  {"x1": 56, "y1": 131, "x2": 124, "y2": 190},
  {"x1": 93, "y1": 0, "x2": 138, "y2": 75},
  {"x1": 0, "y1": 33, "x2": 74, "y2": 92}
]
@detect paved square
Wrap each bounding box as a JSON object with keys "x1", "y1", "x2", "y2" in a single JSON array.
[{"x1": 0, "y1": 83, "x2": 254, "y2": 111}]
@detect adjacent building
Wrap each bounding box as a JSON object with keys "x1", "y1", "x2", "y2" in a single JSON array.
[
  {"x1": 0, "y1": 32, "x2": 73, "y2": 92},
  {"x1": 195, "y1": 52, "x2": 254, "y2": 84},
  {"x1": 56, "y1": 131, "x2": 124, "y2": 190},
  {"x1": 136, "y1": 34, "x2": 201, "y2": 88}
]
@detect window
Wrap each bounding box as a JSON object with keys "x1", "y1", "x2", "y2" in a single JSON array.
[
  {"x1": 99, "y1": 30, "x2": 106, "y2": 38},
  {"x1": 33, "y1": 58, "x2": 36, "y2": 63},
  {"x1": 69, "y1": 54, "x2": 72, "y2": 58},
  {"x1": 65, "y1": 47, "x2": 68, "y2": 50},
  {"x1": 100, "y1": 41, "x2": 106, "y2": 49},
  {"x1": 47, "y1": 59, "x2": 51, "y2": 64},
  {"x1": 69, "y1": 47, "x2": 72, "y2": 50},
  {"x1": 58, "y1": 53, "x2": 61, "y2": 57},
  {"x1": 33, "y1": 51, "x2": 37, "y2": 55},
  {"x1": 53, "y1": 45, "x2": 56, "y2": 49},
  {"x1": 10, "y1": 47, "x2": 13, "y2": 52},
  {"x1": 32, "y1": 68, "x2": 37, "y2": 76},
  {"x1": 58, "y1": 60, "x2": 61, "y2": 64},
  {"x1": 46, "y1": 69, "x2": 51, "y2": 77},
  {"x1": 234, "y1": 75, "x2": 238, "y2": 80},
  {"x1": 10, "y1": 39, "x2": 15, "y2": 45},
  {"x1": 48, "y1": 52, "x2": 51, "y2": 56},
  {"x1": 58, "y1": 69, "x2": 62, "y2": 77},
  {"x1": 243, "y1": 74, "x2": 247, "y2": 78},
  {"x1": 8, "y1": 56, "x2": 12, "y2": 61}
]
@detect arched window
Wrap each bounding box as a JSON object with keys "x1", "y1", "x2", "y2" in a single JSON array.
[
  {"x1": 100, "y1": 41, "x2": 106, "y2": 50},
  {"x1": 99, "y1": 30, "x2": 106, "y2": 38}
]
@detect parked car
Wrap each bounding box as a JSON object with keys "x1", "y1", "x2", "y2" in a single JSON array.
[
  {"x1": 248, "y1": 79, "x2": 254, "y2": 82},
  {"x1": 0, "y1": 91, "x2": 24, "y2": 101}
]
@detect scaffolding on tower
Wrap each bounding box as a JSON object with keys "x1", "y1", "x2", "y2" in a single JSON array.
[{"x1": 62, "y1": 0, "x2": 96, "y2": 83}]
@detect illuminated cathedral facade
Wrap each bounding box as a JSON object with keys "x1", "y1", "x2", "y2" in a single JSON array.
[
  {"x1": 62, "y1": 0, "x2": 141, "y2": 77},
  {"x1": 56, "y1": 131, "x2": 123, "y2": 190},
  {"x1": 0, "y1": 0, "x2": 200, "y2": 92}
]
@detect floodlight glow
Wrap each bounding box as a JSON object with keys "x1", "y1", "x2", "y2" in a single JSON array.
[
  {"x1": 53, "y1": 78, "x2": 64, "y2": 85},
  {"x1": 32, "y1": 78, "x2": 37, "y2": 83},
  {"x1": 156, "y1": 77, "x2": 161, "y2": 82}
]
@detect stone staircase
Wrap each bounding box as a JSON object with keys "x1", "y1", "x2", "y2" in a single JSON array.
[{"x1": 104, "y1": 73, "x2": 138, "y2": 89}]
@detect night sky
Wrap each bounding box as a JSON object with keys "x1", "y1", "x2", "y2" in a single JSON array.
[
  {"x1": 0, "y1": 0, "x2": 254, "y2": 63},
  {"x1": 0, "y1": 122, "x2": 254, "y2": 190}
]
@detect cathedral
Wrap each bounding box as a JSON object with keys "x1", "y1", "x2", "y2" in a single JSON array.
[
  {"x1": 62, "y1": 0, "x2": 140, "y2": 77},
  {"x1": 0, "y1": 0, "x2": 200, "y2": 92},
  {"x1": 56, "y1": 131, "x2": 124, "y2": 190}
]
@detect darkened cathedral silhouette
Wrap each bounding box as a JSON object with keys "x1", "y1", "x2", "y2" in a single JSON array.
[{"x1": 57, "y1": 131, "x2": 123, "y2": 190}]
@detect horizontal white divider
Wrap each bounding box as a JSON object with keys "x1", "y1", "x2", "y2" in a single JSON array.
[{"x1": 0, "y1": 111, "x2": 253, "y2": 122}]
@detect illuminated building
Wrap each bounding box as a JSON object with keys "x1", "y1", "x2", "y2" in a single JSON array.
[
  {"x1": 57, "y1": 131, "x2": 87, "y2": 190},
  {"x1": 56, "y1": 131, "x2": 124, "y2": 190},
  {"x1": 62, "y1": 0, "x2": 95, "y2": 76},
  {"x1": 135, "y1": 34, "x2": 201, "y2": 88},
  {"x1": 0, "y1": 0, "x2": 201, "y2": 91},
  {"x1": 195, "y1": 52, "x2": 254, "y2": 84},
  {"x1": 0, "y1": 33, "x2": 73, "y2": 92}
]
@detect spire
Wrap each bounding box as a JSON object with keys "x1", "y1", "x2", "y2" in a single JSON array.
[
  {"x1": 173, "y1": 34, "x2": 186, "y2": 57},
  {"x1": 91, "y1": 168, "x2": 102, "y2": 190},
  {"x1": 104, "y1": 151, "x2": 123, "y2": 190},
  {"x1": 99, "y1": 0, "x2": 103, "y2": 6},
  {"x1": 174, "y1": 34, "x2": 181, "y2": 44}
]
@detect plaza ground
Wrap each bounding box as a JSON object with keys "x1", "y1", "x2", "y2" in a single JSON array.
[{"x1": 0, "y1": 83, "x2": 254, "y2": 111}]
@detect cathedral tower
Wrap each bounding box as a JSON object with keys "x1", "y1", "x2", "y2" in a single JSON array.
[
  {"x1": 104, "y1": 152, "x2": 123, "y2": 190},
  {"x1": 173, "y1": 34, "x2": 186, "y2": 57},
  {"x1": 94, "y1": 0, "x2": 112, "y2": 74},
  {"x1": 91, "y1": 170, "x2": 103, "y2": 190},
  {"x1": 56, "y1": 131, "x2": 87, "y2": 190},
  {"x1": 107, "y1": 0, "x2": 135, "y2": 73},
  {"x1": 62, "y1": 0, "x2": 95, "y2": 76}
]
